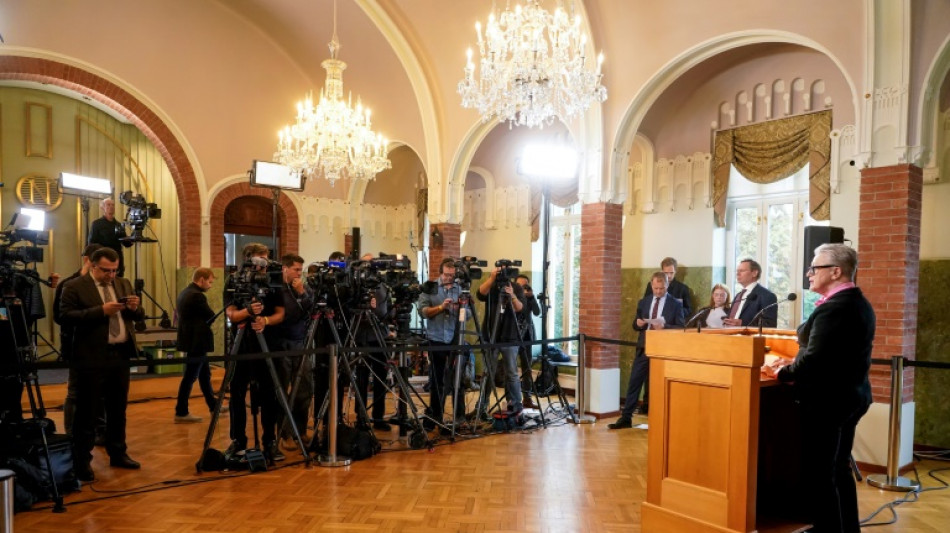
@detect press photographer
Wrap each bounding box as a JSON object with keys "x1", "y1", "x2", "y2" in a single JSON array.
[
  {"x1": 416, "y1": 257, "x2": 480, "y2": 428},
  {"x1": 223, "y1": 242, "x2": 286, "y2": 462},
  {"x1": 477, "y1": 259, "x2": 526, "y2": 418},
  {"x1": 346, "y1": 254, "x2": 391, "y2": 431},
  {"x1": 88, "y1": 197, "x2": 131, "y2": 277}
]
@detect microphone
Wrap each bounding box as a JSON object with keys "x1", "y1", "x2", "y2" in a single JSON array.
[
  {"x1": 752, "y1": 293, "x2": 798, "y2": 335},
  {"x1": 684, "y1": 306, "x2": 713, "y2": 331}
]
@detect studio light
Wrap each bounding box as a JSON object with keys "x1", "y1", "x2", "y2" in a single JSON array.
[
  {"x1": 19, "y1": 207, "x2": 46, "y2": 231},
  {"x1": 59, "y1": 172, "x2": 113, "y2": 198}
]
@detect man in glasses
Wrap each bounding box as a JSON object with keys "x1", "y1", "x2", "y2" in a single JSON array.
[{"x1": 59, "y1": 247, "x2": 145, "y2": 482}]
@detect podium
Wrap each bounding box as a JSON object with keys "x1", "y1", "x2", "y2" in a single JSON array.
[{"x1": 640, "y1": 328, "x2": 806, "y2": 533}]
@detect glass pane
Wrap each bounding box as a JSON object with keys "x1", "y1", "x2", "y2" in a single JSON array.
[
  {"x1": 734, "y1": 206, "x2": 759, "y2": 292},
  {"x1": 567, "y1": 222, "x2": 581, "y2": 354},
  {"x1": 551, "y1": 226, "x2": 565, "y2": 340},
  {"x1": 766, "y1": 203, "x2": 794, "y2": 329}
]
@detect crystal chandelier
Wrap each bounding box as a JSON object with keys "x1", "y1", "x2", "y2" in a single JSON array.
[
  {"x1": 458, "y1": 0, "x2": 607, "y2": 129},
  {"x1": 275, "y1": 1, "x2": 390, "y2": 186}
]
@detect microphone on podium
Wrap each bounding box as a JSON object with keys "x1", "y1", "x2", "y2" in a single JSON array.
[{"x1": 753, "y1": 293, "x2": 797, "y2": 335}]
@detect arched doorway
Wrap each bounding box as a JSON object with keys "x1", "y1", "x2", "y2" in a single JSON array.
[{"x1": 209, "y1": 182, "x2": 300, "y2": 267}]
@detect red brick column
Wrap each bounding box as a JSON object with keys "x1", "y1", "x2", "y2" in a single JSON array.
[
  {"x1": 344, "y1": 233, "x2": 355, "y2": 258},
  {"x1": 858, "y1": 164, "x2": 921, "y2": 404},
  {"x1": 579, "y1": 202, "x2": 623, "y2": 371},
  {"x1": 428, "y1": 223, "x2": 461, "y2": 279}
]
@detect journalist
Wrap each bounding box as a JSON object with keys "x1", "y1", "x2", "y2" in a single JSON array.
[
  {"x1": 88, "y1": 197, "x2": 131, "y2": 277},
  {"x1": 515, "y1": 274, "x2": 541, "y2": 408},
  {"x1": 477, "y1": 264, "x2": 527, "y2": 417},
  {"x1": 417, "y1": 258, "x2": 471, "y2": 427},
  {"x1": 267, "y1": 253, "x2": 314, "y2": 450},
  {"x1": 224, "y1": 242, "x2": 286, "y2": 463},
  {"x1": 173, "y1": 267, "x2": 218, "y2": 424},
  {"x1": 59, "y1": 247, "x2": 144, "y2": 481}
]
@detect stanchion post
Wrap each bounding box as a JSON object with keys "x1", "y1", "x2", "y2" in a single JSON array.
[
  {"x1": 1, "y1": 469, "x2": 14, "y2": 533},
  {"x1": 574, "y1": 334, "x2": 595, "y2": 424},
  {"x1": 867, "y1": 356, "x2": 919, "y2": 492},
  {"x1": 318, "y1": 344, "x2": 351, "y2": 467}
]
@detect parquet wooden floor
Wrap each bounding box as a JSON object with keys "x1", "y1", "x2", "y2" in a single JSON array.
[{"x1": 13, "y1": 371, "x2": 950, "y2": 532}]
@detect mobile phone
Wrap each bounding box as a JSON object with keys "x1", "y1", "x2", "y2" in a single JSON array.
[{"x1": 117, "y1": 296, "x2": 130, "y2": 304}]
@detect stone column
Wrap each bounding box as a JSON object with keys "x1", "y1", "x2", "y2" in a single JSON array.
[
  {"x1": 579, "y1": 202, "x2": 624, "y2": 416},
  {"x1": 856, "y1": 163, "x2": 922, "y2": 470}
]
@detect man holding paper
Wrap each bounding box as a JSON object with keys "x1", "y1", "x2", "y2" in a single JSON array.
[{"x1": 609, "y1": 271, "x2": 685, "y2": 429}]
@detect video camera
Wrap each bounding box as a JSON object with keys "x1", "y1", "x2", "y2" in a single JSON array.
[
  {"x1": 0, "y1": 225, "x2": 49, "y2": 293},
  {"x1": 118, "y1": 190, "x2": 162, "y2": 239},
  {"x1": 494, "y1": 259, "x2": 522, "y2": 285},
  {"x1": 224, "y1": 256, "x2": 283, "y2": 308},
  {"x1": 453, "y1": 256, "x2": 486, "y2": 287},
  {"x1": 305, "y1": 260, "x2": 348, "y2": 306}
]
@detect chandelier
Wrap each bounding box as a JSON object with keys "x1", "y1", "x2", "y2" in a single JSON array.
[
  {"x1": 275, "y1": 1, "x2": 390, "y2": 186},
  {"x1": 458, "y1": 0, "x2": 607, "y2": 129}
]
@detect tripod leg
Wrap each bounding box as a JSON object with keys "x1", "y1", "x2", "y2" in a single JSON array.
[
  {"x1": 197, "y1": 327, "x2": 244, "y2": 472},
  {"x1": 256, "y1": 332, "x2": 311, "y2": 466}
]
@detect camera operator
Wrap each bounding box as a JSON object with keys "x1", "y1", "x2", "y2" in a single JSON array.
[
  {"x1": 59, "y1": 247, "x2": 145, "y2": 481},
  {"x1": 224, "y1": 242, "x2": 286, "y2": 462},
  {"x1": 52, "y1": 243, "x2": 102, "y2": 436},
  {"x1": 477, "y1": 264, "x2": 527, "y2": 416},
  {"x1": 173, "y1": 267, "x2": 218, "y2": 424},
  {"x1": 311, "y1": 251, "x2": 349, "y2": 426},
  {"x1": 515, "y1": 274, "x2": 541, "y2": 409},
  {"x1": 417, "y1": 258, "x2": 471, "y2": 428},
  {"x1": 88, "y1": 197, "x2": 131, "y2": 277},
  {"x1": 350, "y1": 253, "x2": 392, "y2": 431},
  {"x1": 267, "y1": 253, "x2": 314, "y2": 450}
]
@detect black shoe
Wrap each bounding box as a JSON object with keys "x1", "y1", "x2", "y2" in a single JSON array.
[
  {"x1": 422, "y1": 418, "x2": 437, "y2": 431},
  {"x1": 74, "y1": 462, "x2": 95, "y2": 482},
  {"x1": 94, "y1": 433, "x2": 106, "y2": 447},
  {"x1": 109, "y1": 454, "x2": 141, "y2": 469},
  {"x1": 607, "y1": 417, "x2": 633, "y2": 430},
  {"x1": 224, "y1": 439, "x2": 246, "y2": 458},
  {"x1": 522, "y1": 398, "x2": 538, "y2": 409},
  {"x1": 264, "y1": 441, "x2": 285, "y2": 462},
  {"x1": 465, "y1": 409, "x2": 490, "y2": 422},
  {"x1": 373, "y1": 421, "x2": 392, "y2": 432}
]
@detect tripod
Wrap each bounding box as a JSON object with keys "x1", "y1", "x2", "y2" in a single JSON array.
[
  {"x1": 472, "y1": 285, "x2": 546, "y2": 430},
  {"x1": 0, "y1": 289, "x2": 65, "y2": 512},
  {"x1": 121, "y1": 235, "x2": 172, "y2": 330},
  {"x1": 197, "y1": 308, "x2": 311, "y2": 472}
]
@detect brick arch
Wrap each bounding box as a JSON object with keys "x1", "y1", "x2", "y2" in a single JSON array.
[
  {"x1": 209, "y1": 182, "x2": 300, "y2": 267},
  {"x1": 0, "y1": 55, "x2": 202, "y2": 266}
]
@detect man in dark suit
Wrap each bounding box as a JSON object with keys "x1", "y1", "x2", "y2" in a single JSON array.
[
  {"x1": 641, "y1": 256, "x2": 692, "y2": 317},
  {"x1": 88, "y1": 197, "x2": 131, "y2": 277},
  {"x1": 609, "y1": 271, "x2": 685, "y2": 429},
  {"x1": 764, "y1": 244, "x2": 874, "y2": 533},
  {"x1": 722, "y1": 258, "x2": 778, "y2": 328},
  {"x1": 173, "y1": 267, "x2": 218, "y2": 423},
  {"x1": 59, "y1": 247, "x2": 145, "y2": 481}
]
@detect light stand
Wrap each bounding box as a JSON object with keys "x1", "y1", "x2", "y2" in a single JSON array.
[{"x1": 248, "y1": 160, "x2": 305, "y2": 259}]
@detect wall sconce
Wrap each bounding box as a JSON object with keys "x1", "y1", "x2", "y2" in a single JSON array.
[{"x1": 431, "y1": 227, "x2": 443, "y2": 247}]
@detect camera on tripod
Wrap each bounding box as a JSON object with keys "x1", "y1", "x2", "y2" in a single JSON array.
[
  {"x1": 0, "y1": 226, "x2": 49, "y2": 294},
  {"x1": 494, "y1": 259, "x2": 522, "y2": 285},
  {"x1": 305, "y1": 260, "x2": 347, "y2": 305},
  {"x1": 453, "y1": 256, "x2": 487, "y2": 287},
  {"x1": 224, "y1": 257, "x2": 283, "y2": 306},
  {"x1": 377, "y1": 254, "x2": 423, "y2": 339},
  {"x1": 118, "y1": 190, "x2": 162, "y2": 239}
]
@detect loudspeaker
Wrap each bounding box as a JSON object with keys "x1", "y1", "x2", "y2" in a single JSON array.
[
  {"x1": 803, "y1": 226, "x2": 844, "y2": 289},
  {"x1": 351, "y1": 227, "x2": 361, "y2": 260}
]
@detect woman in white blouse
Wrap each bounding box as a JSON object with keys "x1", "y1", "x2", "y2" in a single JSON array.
[{"x1": 703, "y1": 284, "x2": 732, "y2": 328}]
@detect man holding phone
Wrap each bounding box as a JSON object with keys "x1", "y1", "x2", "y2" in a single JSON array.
[{"x1": 59, "y1": 247, "x2": 145, "y2": 481}]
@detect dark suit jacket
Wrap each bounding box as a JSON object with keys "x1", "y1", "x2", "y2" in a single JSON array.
[
  {"x1": 59, "y1": 273, "x2": 145, "y2": 361},
  {"x1": 176, "y1": 282, "x2": 215, "y2": 353},
  {"x1": 632, "y1": 293, "x2": 686, "y2": 350},
  {"x1": 736, "y1": 283, "x2": 778, "y2": 327},
  {"x1": 53, "y1": 270, "x2": 82, "y2": 360},
  {"x1": 643, "y1": 278, "x2": 692, "y2": 317},
  {"x1": 777, "y1": 287, "x2": 874, "y2": 421}
]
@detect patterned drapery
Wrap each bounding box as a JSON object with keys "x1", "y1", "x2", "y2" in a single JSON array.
[{"x1": 712, "y1": 110, "x2": 831, "y2": 226}]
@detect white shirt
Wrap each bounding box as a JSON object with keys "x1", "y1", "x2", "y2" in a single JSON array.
[
  {"x1": 732, "y1": 281, "x2": 759, "y2": 319},
  {"x1": 96, "y1": 281, "x2": 128, "y2": 344}
]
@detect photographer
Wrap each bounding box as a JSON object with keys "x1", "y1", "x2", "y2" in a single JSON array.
[
  {"x1": 88, "y1": 197, "x2": 131, "y2": 278},
  {"x1": 417, "y1": 258, "x2": 471, "y2": 427},
  {"x1": 515, "y1": 274, "x2": 541, "y2": 409},
  {"x1": 224, "y1": 242, "x2": 286, "y2": 462},
  {"x1": 477, "y1": 263, "x2": 527, "y2": 417},
  {"x1": 267, "y1": 253, "x2": 314, "y2": 450},
  {"x1": 173, "y1": 267, "x2": 218, "y2": 424},
  {"x1": 348, "y1": 253, "x2": 391, "y2": 431},
  {"x1": 59, "y1": 247, "x2": 145, "y2": 481}
]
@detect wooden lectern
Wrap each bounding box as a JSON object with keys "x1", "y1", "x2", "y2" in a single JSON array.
[{"x1": 640, "y1": 328, "x2": 805, "y2": 533}]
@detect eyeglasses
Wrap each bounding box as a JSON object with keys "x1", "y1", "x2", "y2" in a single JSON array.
[
  {"x1": 807, "y1": 264, "x2": 837, "y2": 275},
  {"x1": 95, "y1": 266, "x2": 119, "y2": 274}
]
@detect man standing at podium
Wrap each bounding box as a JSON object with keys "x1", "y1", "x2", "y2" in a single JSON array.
[
  {"x1": 608, "y1": 271, "x2": 685, "y2": 429},
  {"x1": 765, "y1": 244, "x2": 874, "y2": 533}
]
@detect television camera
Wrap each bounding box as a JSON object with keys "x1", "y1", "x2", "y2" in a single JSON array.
[
  {"x1": 118, "y1": 190, "x2": 162, "y2": 240},
  {"x1": 0, "y1": 228, "x2": 50, "y2": 294},
  {"x1": 493, "y1": 259, "x2": 522, "y2": 285},
  {"x1": 224, "y1": 257, "x2": 283, "y2": 309}
]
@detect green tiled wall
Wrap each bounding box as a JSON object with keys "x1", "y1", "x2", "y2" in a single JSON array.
[{"x1": 915, "y1": 260, "x2": 950, "y2": 448}]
